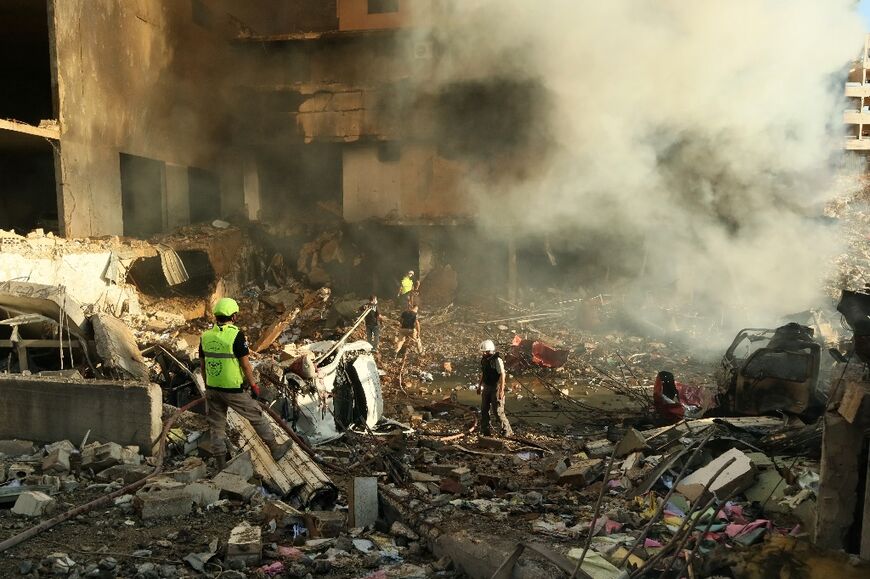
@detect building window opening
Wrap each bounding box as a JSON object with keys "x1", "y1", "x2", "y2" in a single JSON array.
[
  {"x1": 121, "y1": 153, "x2": 166, "y2": 238},
  {"x1": 188, "y1": 167, "x2": 221, "y2": 224},
  {"x1": 368, "y1": 0, "x2": 399, "y2": 15}
]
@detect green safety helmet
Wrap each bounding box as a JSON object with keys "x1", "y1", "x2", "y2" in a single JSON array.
[{"x1": 213, "y1": 297, "x2": 240, "y2": 317}]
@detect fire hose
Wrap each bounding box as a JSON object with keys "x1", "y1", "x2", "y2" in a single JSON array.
[{"x1": 0, "y1": 397, "x2": 206, "y2": 554}]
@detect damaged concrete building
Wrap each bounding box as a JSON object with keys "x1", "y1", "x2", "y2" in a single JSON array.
[{"x1": 0, "y1": 0, "x2": 532, "y2": 300}]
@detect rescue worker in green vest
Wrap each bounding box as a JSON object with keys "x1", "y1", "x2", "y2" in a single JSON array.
[
  {"x1": 199, "y1": 298, "x2": 292, "y2": 470},
  {"x1": 397, "y1": 270, "x2": 416, "y2": 304}
]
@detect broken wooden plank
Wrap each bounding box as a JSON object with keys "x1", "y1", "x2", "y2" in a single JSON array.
[{"x1": 252, "y1": 308, "x2": 299, "y2": 352}]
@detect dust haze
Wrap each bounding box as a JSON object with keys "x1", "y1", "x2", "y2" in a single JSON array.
[{"x1": 411, "y1": 1, "x2": 864, "y2": 345}]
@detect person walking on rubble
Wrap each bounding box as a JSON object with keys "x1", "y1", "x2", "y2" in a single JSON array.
[
  {"x1": 199, "y1": 297, "x2": 292, "y2": 470},
  {"x1": 397, "y1": 270, "x2": 418, "y2": 305},
  {"x1": 394, "y1": 303, "x2": 423, "y2": 358},
  {"x1": 360, "y1": 294, "x2": 381, "y2": 352},
  {"x1": 477, "y1": 340, "x2": 514, "y2": 437}
]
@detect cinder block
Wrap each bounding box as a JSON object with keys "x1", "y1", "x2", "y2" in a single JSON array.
[
  {"x1": 615, "y1": 428, "x2": 647, "y2": 458},
  {"x1": 348, "y1": 477, "x2": 378, "y2": 528},
  {"x1": 558, "y1": 459, "x2": 604, "y2": 489},
  {"x1": 261, "y1": 499, "x2": 305, "y2": 528},
  {"x1": 226, "y1": 522, "x2": 262, "y2": 567},
  {"x1": 212, "y1": 472, "x2": 257, "y2": 502},
  {"x1": 184, "y1": 481, "x2": 221, "y2": 507},
  {"x1": 83, "y1": 442, "x2": 124, "y2": 472},
  {"x1": 134, "y1": 488, "x2": 193, "y2": 520},
  {"x1": 12, "y1": 491, "x2": 56, "y2": 517},
  {"x1": 42, "y1": 448, "x2": 71, "y2": 474},
  {"x1": 223, "y1": 451, "x2": 253, "y2": 480},
  {"x1": 164, "y1": 457, "x2": 207, "y2": 483},
  {"x1": 97, "y1": 464, "x2": 152, "y2": 485},
  {"x1": 304, "y1": 511, "x2": 346, "y2": 538},
  {"x1": 676, "y1": 448, "x2": 757, "y2": 502}
]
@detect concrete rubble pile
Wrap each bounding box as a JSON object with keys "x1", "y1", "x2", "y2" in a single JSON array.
[{"x1": 1, "y1": 223, "x2": 869, "y2": 578}]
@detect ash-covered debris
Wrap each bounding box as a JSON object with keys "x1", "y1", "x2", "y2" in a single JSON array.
[{"x1": 0, "y1": 220, "x2": 869, "y2": 578}]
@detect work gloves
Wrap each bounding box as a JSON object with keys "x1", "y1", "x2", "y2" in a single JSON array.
[{"x1": 249, "y1": 383, "x2": 261, "y2": 400}]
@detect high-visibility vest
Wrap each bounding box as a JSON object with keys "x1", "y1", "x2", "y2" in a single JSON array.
[
  {"x1": 400, "y1": 276, "x2": 413, "y2": 295},
  {"x1": 200, "y1": 323, "x2": 244, "y2": 388}
]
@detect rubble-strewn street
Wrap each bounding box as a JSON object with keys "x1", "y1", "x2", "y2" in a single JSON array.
[{"x1": 0, "y1": 213, "x2": 868, "y2": 579}]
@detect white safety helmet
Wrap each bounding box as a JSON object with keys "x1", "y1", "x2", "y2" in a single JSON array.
[
  {"x1": 407, "y1": 270, "x2": 415, "y2": 277},
  {"x1": 480, "y1": 339, "x2": 496, "y2": 353}
]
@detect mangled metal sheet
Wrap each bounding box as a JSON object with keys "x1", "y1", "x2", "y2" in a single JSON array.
[
  {"x1": 351, "y1": 354, "x2": 384, "y2": 428},
  {"x1": 156, "y1": 245, "x2": 190, "y2": 286},
  {"x1": 227, "y1": 408, "x2": 336, "y2": 509},
  {"x1": 290, "y1": 340, "x2": 384, "y2": 445}
]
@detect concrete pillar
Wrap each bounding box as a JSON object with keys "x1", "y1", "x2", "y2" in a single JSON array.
[
  {"x1": 815, "y1": 404, "x2": 868, "y2": 551},
  {"x1": 243, "y1": 156, "x2": 261, "y2": 221},
  {"x1": 164, "y1": 163, "x2": 190, "y2": 230}
]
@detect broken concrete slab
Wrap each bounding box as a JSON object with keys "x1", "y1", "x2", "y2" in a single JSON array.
[
  {"x1": 96, "y1": 464, "x2": 152, "y2": 485},
  {"x1": 184, "y1": 481, "x2": 221, "y2": 507},
  {"x1": 584, "y1": 439, "x2": 615, "y2": 459},
  {"x1": 615, "y1": 428, "x2": 647, "y2": 458},
  {"x1": 0, "y1": 439, "x2": 36, "y2": 457},
  {"x1": 90, "y1": 313, "x2": 149, "y2": 381},
  {"x1": 0, "y1": 375, "x2": 162, "y2": 454},
  {"x1": 348, "y1": 477, "x2": 378, "y2": 528},
  {"x1": 134, "y1": 487, "x2": 193, "y2": 520},
  {"x1": 83, "y1": 442, "x2": 124, "y2": 472},
  {"x1": 226, "y1": 522, "x2": 262, "y2": 567},
  {"x1": 222, "y1": 451, "x2": 253, "y2": 480},
  {"x1": 12, "y1": 491, "x2": 56, "y2": 517},
  {"x1": 42, "y1": 447, "x2": 71, "y2": 474},
  {"x1": 212, "y1": 472, "x2": 257, "y2": 502},
  {"x1": 559, "y1": 459, "x2": 604, "y2": 489},
  {"x1": 676, "y1": 448, "x2": 757, "y2": 501},
  {"x1": 0, "y1": 280, "x2": 87, "y2": 332},
  {"x1": 164, "y1": 457, "x2": 207, "y2": 483}
]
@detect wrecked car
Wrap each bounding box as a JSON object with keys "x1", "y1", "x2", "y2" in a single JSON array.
[
  {"x1": 717, "y1": 322, "x2": 825, "y2": 417},
  {"x1": 278, "y1": 340, "x2": 383, "y2": 446}
]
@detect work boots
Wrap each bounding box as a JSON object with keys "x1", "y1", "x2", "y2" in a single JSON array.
[{"x1": 269, "y1": 440, "x2": 294, "y2": 461}]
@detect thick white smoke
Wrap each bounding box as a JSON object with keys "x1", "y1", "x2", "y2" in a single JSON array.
[{"x1": 414, "y1": 1, "x2": 864, "y2": 341}]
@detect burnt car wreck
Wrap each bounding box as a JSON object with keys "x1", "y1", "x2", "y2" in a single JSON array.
[{"x1": 718, "y1": 322, "x2": 826, "y2": 418}]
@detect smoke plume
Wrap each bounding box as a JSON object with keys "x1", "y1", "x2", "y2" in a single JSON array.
[{"x1": 412, "y1": 1, "x2": 864, "y2": 343}]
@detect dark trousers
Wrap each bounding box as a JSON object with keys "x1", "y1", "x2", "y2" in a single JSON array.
[
  {"x1": 480, "y1": 385, "x2": 513, "y2": 436},
  {"x1": 365, "y1": 325, "x2": 380, "y2": 351}
]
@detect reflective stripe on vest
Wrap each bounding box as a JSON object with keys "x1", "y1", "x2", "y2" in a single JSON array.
[{"x1": 200, "y1": 323, "x2": 244, "y2": 388}]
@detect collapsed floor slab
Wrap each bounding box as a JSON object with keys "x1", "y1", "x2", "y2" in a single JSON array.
[{"x1": 0, "y1": 375, "x2": 162, "y2": 453}]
